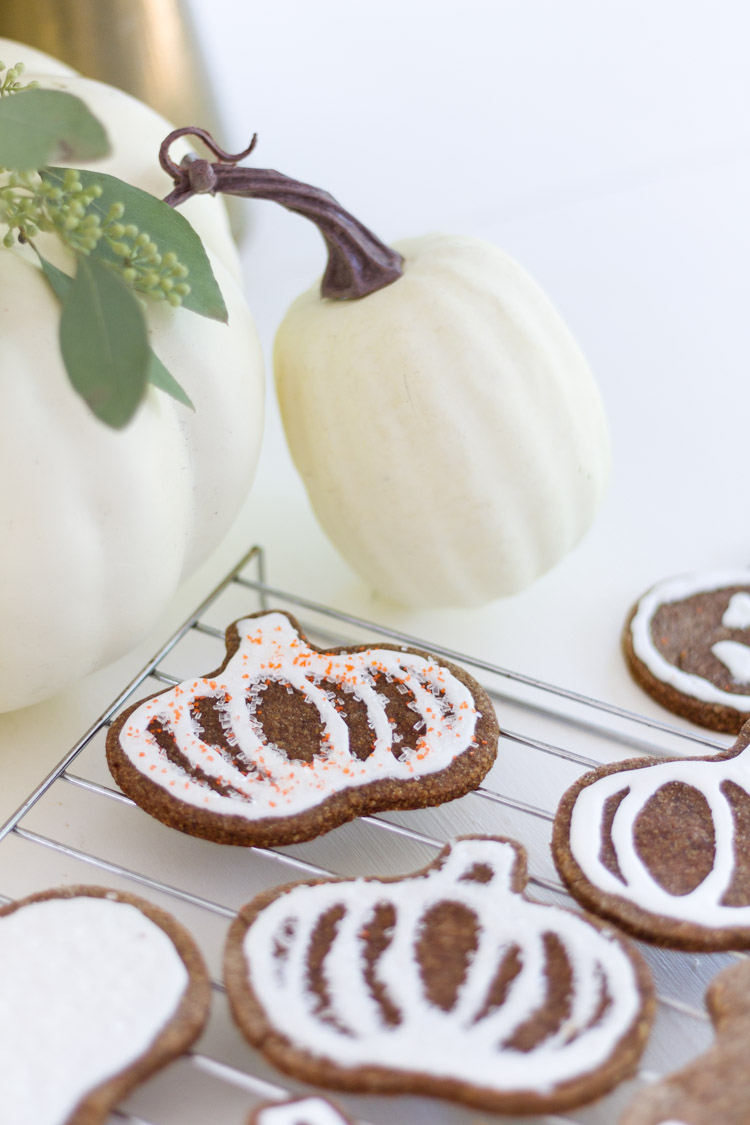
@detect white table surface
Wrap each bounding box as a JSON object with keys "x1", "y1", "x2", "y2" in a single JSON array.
[{"x1": 0, "y1": 6, "x2": 747, "y2": 1118}]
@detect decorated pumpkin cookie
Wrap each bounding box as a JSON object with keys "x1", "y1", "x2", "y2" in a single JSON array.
[
  {"x1": 553, "y1": 721, "x2": 750, "y2": 949},
  {"x1": 623, "y1": 570, "x2": 750, "y2": 732},
  {"x1": 0, "y1": 885, "x2": 210, "y2": 1125},
  {"x1": 224, "y1": 836, "x2": 654, "y2": 1115},
  {"x1": 106, "y1": 610, "x2": 499, "y2": 847},
  {"x1": 249, "y1": 1096, "x2": 354, "y2": 1125},
  {"x1": 619, "y1": 959, "x2": 750, "y2": 1125}
]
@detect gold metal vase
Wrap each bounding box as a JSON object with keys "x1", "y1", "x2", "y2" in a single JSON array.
[
  {"x1": 0, "y1": 0, "x2": 245, "y2": 235},
  {"x1": 0, "y1": 0, "x2": 222, "y2": 134}
]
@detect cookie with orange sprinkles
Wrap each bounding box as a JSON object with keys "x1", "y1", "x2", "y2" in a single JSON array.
[{"x1": 106, "y1": 609, "x2": 499, "y2": 846}]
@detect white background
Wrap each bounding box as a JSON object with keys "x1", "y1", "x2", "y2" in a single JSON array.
[{"x1": 2, "y1": 0, "x2": 750, "y2": 812}]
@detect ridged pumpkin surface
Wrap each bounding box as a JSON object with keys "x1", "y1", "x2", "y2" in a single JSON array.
[
  {"x1": 275, "y1": 233, "x2": 610, "y2": 607},
  {"x1": 0, "y1": 46, "x2": 265, "y2": 710}
]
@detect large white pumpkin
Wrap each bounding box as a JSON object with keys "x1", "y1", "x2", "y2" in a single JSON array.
[
  {"x1": 0, "y1": 38, "x2": 77, "y2": 78},
  {"x1": 0, "y1": 43, "x2": 264, "y2": 710},
  {"x1": 275, "y1": 233, "x2": 609, "y2": 608}
]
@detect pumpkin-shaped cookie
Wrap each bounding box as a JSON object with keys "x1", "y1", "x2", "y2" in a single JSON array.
[
  {"x1": 106, "y1": 610, "x2": 498, "y2": 846},
  {"x1": 623, "y1": 570, "x2": 750, "y2": 732},
  {"x1": 619, "y1": 959, "x2": 750, "y2": 1125},
  {"x1": 553, "y1": 721, "x2": 750, "y2": 949},
  {"x1": 0, "y1": 885, "x2": 210, "y2": 1125},
  {"x1": 225, "y1": 837, "x2": 654, "y2": 1115}
]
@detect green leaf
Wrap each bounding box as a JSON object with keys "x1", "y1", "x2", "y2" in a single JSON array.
[
  {"x1": 0, "y1": 89, "x2": 109, "y2": 169},
  {"x1": 59, "y1": 256, "x2": 149, "y2": 428},
  {"x1": 38, "y1": 252, "x2": 194, "y2": 412},
  {"x1": 37, "y1": 253, "x2": 71, "y2": 301},
  {"x1": 147, "y1": 349, "x2": 194, "y2": 410},
  {"x1": 42, "y1": 166, "x2": 228, "y2": 322}
]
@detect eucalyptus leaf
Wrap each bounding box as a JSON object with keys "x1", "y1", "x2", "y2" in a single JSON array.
[
  {"x1": 37, "y1": 253, "x2": 71, "y2": 302},
  {"x1": 147, "y1": 350, "x2": 194, "y2": 410},
  {"x1": 59, "y1": 256, "x2": 149, "y2": 428},
  {"x1": 42, "y1": 166, "x2": 227, "y2": 323},
  {"x1": 37, "y1": 252, "x2": 194, "y2": 413},
  {"x1": 0, "y1": 89, "x2": 110, "y2": 169}
]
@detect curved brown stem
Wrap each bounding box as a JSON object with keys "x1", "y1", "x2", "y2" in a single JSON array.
[
  {"x1": 158, "y1": 127, "x2": 257, "y2": 179},
  {"x1": 159, "y1": 128, "x2": 403, "y2": 300}
]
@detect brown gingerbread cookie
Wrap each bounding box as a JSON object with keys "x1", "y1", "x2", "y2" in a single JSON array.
[
  {"x1": 622, "y1": 569, "x2": 750, "y2": 732},
  {"x1": 248, "y1": 1096, "x2": 354, "y2": 1125},
  {"x1": 553, "y1": 721, "x2": 750, "y2": 949},
  {"x1": 106, "y1": 610, "x2": 499, "y2": 847},
  {"x1": 0, "y1": 884, "x2": 210, "y2": 1125},
  {"x1": 619, "y1": 959, "x2": 750, "y2": 1125},
  {"x1": 224, "y1": 836, "x2": 654, "y2": 1116}
]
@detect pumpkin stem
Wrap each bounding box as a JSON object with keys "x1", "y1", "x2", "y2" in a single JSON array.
[{"x1": 159, "y1": 127, "x2": 403, "y2": 300}]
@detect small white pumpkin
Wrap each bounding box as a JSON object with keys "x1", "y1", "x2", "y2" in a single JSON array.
[
  {"x1": 0, "y1": 44, "x2": 264, "y2": 711},
  {"x1": 274, "y1": 232, "x2": 610, "y2": 608},
  {"x1": 158, "y1": 131, "x2": 611, "y2": 610}
]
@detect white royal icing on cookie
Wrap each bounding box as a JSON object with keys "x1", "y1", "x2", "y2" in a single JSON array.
[
  {"x1": 568, "y1": 747, "x2": 750, "y2": 927},
  {"x1": 630, "y1": 570, "x2": 750, "y2": 710},
  {"x1": 0, "y1": 894, "x2": 188, "y2": 1125},
  {"x1": 723, "y1": 593, "x2": 750, "y2": 630},
  {"x1": 254, "y1": 1097, "x2": 349, "y2": 1125},
  {"x1": 115, "y1": 612, "x2": 481, "y2": 821},
  {"x1": 711, "y1": 640, "x2": 750, "y2": 685},
  {"x1": 241, "y1": 838, "x2": 644, "y2": 1093}
]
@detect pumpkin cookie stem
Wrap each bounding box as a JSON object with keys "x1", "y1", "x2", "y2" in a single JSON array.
[{"x1": 159, "y1": 127, "x2": 403, "y2": 300}]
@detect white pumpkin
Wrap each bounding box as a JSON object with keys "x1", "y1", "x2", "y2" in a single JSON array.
[
  {"x1": 274, "y1": 232, "x2": 610, "y2": 608},
  {"x1": 0, "y1": 37, "x2": 77, "y2": 78},
  {"x1": 0, "y1": 44, "x2": 264, "y2": 710}
]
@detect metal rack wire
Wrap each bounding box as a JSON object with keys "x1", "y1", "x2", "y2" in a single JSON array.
[{"x1": 0, "y1": 544, "x2": 734, "y2": 1125}]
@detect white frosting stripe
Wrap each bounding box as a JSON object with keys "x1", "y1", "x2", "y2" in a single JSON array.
[
  {"x1": 253, "y1": 1098, "x2": 351, "y2": 1125},
  {"x1": 242, "y1": 839, "x2": 644, "y2": 1092},
  {"x1": 568, "y1": 748, "x2": 750, "y2": 927},
  {"x1": 116, "y1": 613, "x2": 481, "y2": 821},
  {"x1": 711, "y1": 640, "x2": 750, "y2": 685},
  {"x1": 723, "y1": 593, "x2": 750, "y2": 630}
]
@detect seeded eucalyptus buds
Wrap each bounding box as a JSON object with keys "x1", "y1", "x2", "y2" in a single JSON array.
[{"x1": 0, "y1": 66, "x2": 228, "y2": 426}]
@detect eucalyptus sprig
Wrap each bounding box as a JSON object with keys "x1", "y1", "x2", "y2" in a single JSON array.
[
  {"x1": 0, "y1": 64, "x2": 227, "y2": 428},
  {"x1": 0, "y1": 60, "x2": 38, "y2": 96},
  {"x1": 1, "y1": 168, "x2": 192, "y2": 305}
]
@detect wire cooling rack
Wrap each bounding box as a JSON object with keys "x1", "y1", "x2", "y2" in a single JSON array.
[{"x1": 0, "y1": 544, "x2": 738, "y2": 1125}]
